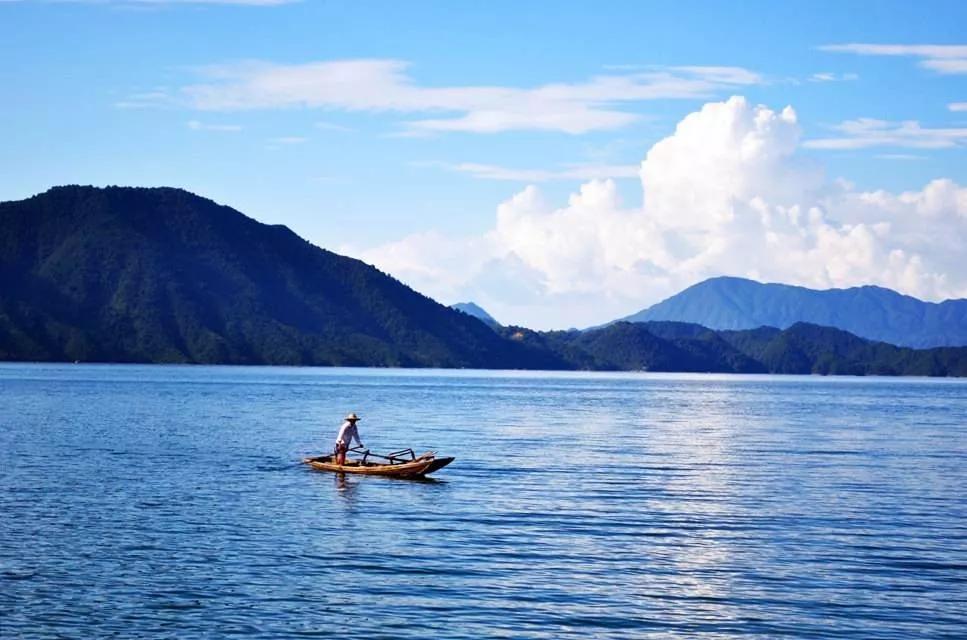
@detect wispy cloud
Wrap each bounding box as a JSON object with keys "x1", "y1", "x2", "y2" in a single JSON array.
[
  {"x1": 310, "y1": 175, "x2": 350, "y2": 184},
  {"x1": 422, "y1": 161, "x2": 640, "y2": 182},
  {"x1": 601, "y1": 65, "x2": 763, "y2": 85},
  {"x1": 809, "y1": 72, "x2": 858, "y2": 82},
  {"x1": 950, "y1": 102, "x2": 967, "y2": 112},
  {"x1": 127, "y1": 58, "x2": 763, "y2": 134},
  {"x1": 875, "y1": 153, "x2": 926, "y2": 160},
  {"x1": 115, "y1": 90, "x2": 170, "y2": 109},
  {"x1": 820, "y1": 43, "x2": 967, "y2": 74},
  {"x1": 314, "y1": 121, "x2": 353, "y2": 132},
  {"x1": 187, "y1": 119, "x2": 241, "y2": 132},
  {"x1": 267, "y1": 136, "x2": 306, "y2": 144},
  {"x1": 805, "y1": 118, "x2": 967, "y2": 149},
  {"x1": 667, "y1": 65, "x2": 762, "y2": 85}
]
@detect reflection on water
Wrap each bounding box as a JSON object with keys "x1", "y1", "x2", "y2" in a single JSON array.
[
  {"x1": 1, "y1": 364, "x2": 965, "y2": 639},
  {"x1": 333, "y1": 473, "x2": 356, "y2": 499}
]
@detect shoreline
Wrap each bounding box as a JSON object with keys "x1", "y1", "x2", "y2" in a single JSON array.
[{"x1": 2, "y1": 360, "x2": 966, "y2": 381}]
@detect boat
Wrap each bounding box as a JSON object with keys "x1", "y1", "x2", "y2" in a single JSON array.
[{"x1": 303, "y1": 447, "x2": 455, "y2": 478}]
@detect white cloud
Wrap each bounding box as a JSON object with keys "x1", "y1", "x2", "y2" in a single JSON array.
[
  {"x1": 314, "y1": 121, "x2": 353, "y2": 132},
  {"x1": 356, "y1": 96, "x2": 967, "y2": 329},
  {"x1": 668, "y1": 66, "x2": 763, "y2": 85},
  {"x1": 115, "y1": 90, "x2": 170, "y2": 109},
  {"x1": 186, "y1": 119, "x2": 241, "y2": 131},
  {"x1": 950, "y1": 102, "x2": 967, "y2": 112},
  {"x1": 820, "y1": 43, "x2": 967, "y2": 75},
  {"x1": 130, "y1": 59, "x2": 763, "y2": 134},
  {"x1": 424, "y1": 161, "x2": 639, "y2": 182},
  {"x1": 809, "y1": 72, "x2": 859, "y2": 82},
  {"x1": 601, "y1": 65, "x2": 764, "y2": 85},
  {"x1": 875, "y1": 153, "x2": 926, "y2": 161},
  {"x1": 820, "y1": 44, "x2": 967, "y2": 57},
  {"x1": 924, "y1": 59, "x2": 967, "y2": 74},
  {"x1": 805, "y1": 118, "x2": 967, "y2": 149}
]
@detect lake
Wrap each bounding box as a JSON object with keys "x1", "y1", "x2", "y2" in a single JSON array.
[{"x1": 1, "y1": 364, "x2": 965, "y2": 638}]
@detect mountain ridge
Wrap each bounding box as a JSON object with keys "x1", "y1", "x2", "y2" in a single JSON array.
[
  {"x1": 450, "y1": 302, "x2": 500, "y2": 329},
  {"x1": 619, "y1": 276, "x2": 967, "y2": 348},
  {"x1": 2, "y1": 185, "x2": 966, "y2": 377},
  {"x1": 0, "y1": 185, "x2": 563, "y2": 368},
  {"x1": 498, "y1": 320, "x2": 967, "y2": 376}
]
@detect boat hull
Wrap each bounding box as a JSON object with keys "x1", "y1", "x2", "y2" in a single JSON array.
[{"x1": 303, "y1": 454, "x2": 454, "y2": 478}]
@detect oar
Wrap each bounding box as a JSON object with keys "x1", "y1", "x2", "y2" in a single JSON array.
[
  {"x1": 348, "y1": 448, "x2": 417, "y2": 464},
  {"x1": 358, "y1": 450, "x2": 397, "y2": 463},
  {"x1": 348, "y1": 446, "x2": 430, "y2": 465}
]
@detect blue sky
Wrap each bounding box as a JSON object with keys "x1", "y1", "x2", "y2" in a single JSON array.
[{"x1": 2, "y1": 0, "x2": 966, "y2": 328}]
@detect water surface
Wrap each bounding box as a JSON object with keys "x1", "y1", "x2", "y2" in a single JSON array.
[{"x1": 1, "y1": 364, "x2": 965, "y2": 638}]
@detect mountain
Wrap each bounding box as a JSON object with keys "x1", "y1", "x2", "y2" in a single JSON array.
[
  {"x1": 450, "y1": 302, "x2": 500, "y2": 329},
  {"x1": 718, "y1": 322, "x2": 967, "y2": 376},
  {"x1": 619, "y1": 276, "x2": 967, "y2": 348},
  {"x1": 565, "y1": 322, "x2": 765, "y2": 373},
  {"x1": 0, "y1": 186, "x2": 564, "y2": 368},
  {"x1": 508, "y1": 320, "x2": 967, "y2": 376}
]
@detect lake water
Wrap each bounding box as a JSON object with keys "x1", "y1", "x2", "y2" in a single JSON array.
[{"x1": 1, "y1": 364, "x2": 965, "y2": 639}]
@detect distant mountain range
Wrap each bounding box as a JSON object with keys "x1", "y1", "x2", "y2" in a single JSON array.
[
  {"x1": 620, "y1": 276, "x2": 967, "y2": 348},
  {"x1": 450, "y1": 302, "x2": 500, "y2": 329},
  {"x1": 500, "y1": 321, "x2": 967, "y2": 376},
  {"x1": 1, "y1": 186, "x2": 965, "y2": 376}
]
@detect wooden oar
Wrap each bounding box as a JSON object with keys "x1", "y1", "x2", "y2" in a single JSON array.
[
  {"x1": 359, "y1": 450, "x2": 403, "y2": 463},
  {"x1": 349, "y1": 447, "x2": 427, "y2": 465},
  {"x1": 343, "y1": 446, "x2": 389, "y2": 463},
  {"x1": 345, "y1": 445, "x2": 440, "y2": 467}
]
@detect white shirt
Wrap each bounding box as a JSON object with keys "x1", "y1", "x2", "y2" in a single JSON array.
[{"x1": 335, "y1": 420, "x2": 363, "y2": 448}]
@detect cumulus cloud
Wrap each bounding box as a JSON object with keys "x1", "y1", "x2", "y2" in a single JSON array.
[
  {"x1": 356, "y1": 96, "x2": 967, "y2": 329},
  {"x1": 128, "y1": 59, "x2": 762, "y2": 134},
  {"x1": 820, "y1": 43, "x2": 967, "y2": 75}
]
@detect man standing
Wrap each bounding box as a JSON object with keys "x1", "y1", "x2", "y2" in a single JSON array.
[{"x1": 334, "y1": 413, "x2": 364, "y2": 465}]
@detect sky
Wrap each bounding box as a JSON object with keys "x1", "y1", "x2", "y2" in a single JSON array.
[{"x1": 2, "y1": 0, "x2": 966, "y2": 329}]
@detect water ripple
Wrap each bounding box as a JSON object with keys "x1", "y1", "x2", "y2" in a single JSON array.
[{"x1": 1, "y1": 364, "x2": 965, "y2": 639}]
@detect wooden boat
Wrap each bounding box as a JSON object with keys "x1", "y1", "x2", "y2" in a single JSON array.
[{"x1": 303, "y1": 448, "x2": 454, "y2": 478}]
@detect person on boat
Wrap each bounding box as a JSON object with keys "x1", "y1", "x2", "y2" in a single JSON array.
[{"x1": 334, "y1": 413, "x2": 364, "y2": 465}]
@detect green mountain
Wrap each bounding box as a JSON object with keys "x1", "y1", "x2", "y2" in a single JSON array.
[
  {"x1": 620, "y1": 276, "x2": 967, "y2": 348},
  {"x1": 0, "y1": 185, "x2": 563, "y2": 368},
  {"x1": 495, "y1": 321, "x2": 966, "y2": 376},
  {"x1": 719, "y1": 322, "x2": 967, "y2": 376}
]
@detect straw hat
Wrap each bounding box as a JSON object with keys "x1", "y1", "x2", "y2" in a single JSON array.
[{"x1": 345, "y1": 413, "x2": 360, "y2": 421}]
